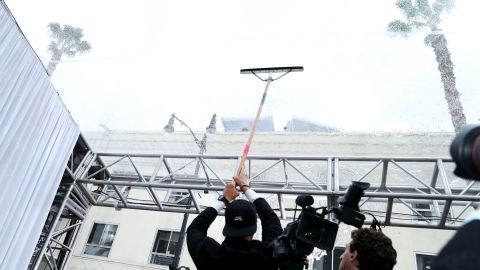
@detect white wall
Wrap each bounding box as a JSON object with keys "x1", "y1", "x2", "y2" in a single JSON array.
[
  {"x1": 69, "y1": 204, "x2": 458, "y2": 270},
  {"x1": 70, "y1": 206, "x2": 192, "y2": 270}
]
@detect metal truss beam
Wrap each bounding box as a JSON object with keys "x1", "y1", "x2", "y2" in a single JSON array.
[
  {"x1": 75, "y1": 153, "x2": 480, "y2": 230},
  {"x1": 31, "y1": 145, "x2": 480, "y2": 270},
  {"x1": 30, "y1": 135, "x2": 102, "y2": 270}
]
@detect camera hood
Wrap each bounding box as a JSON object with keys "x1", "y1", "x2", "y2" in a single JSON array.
[{"x1": 337, "y1": 181, "x2": 370, "y2": 211}]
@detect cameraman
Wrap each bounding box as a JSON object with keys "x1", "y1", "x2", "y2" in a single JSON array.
[
  {"x1": 338, "y1": 228, "x2": 397, "y2": 270},
  {"x1": 186, "y1": 170, "x2": 282, "y2": 270},
  {"x1": 430, "y1": 124, "x2": 480, "y2": 270},
  {"x1": 430, "y1": 206, "x2": 480, "y2": 270}
]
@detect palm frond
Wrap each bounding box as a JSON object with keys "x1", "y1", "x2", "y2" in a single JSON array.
[
  {"x1": 396, "y1": 0, "x2": 419, "y2": 20},
  {"x1": 436, "y1": 0, "x2": 455, "y2": 12},
  {"x1": 428, "y1": 1, "x2": 449, "y2": 27},
  {"x1": 47, "y1": 22, "x2": 60, "y2": 32},
  {"x1": 415, "y1": 0, "x2": 433, "y2": 19},
  {"x1": 64, "y1": 49, "x2": 77, "y2": 57},
  {"x1": 47, "y1": 22, "x2": 91, "y2": 58},
  {"x1": 64, "y1": 38, "x2": 91, "y2": 57},
  {"x1": 62, "y1": 25, "x2": 79, "y2": 45},
  {"x1": 410, "y1": 20, "x2": 429, "y2": 29},
  {"x1": 388, "y1": 20, "x2": 412, "y2": 36},
  {"x1": 432, "y1": 2, "x2": 444, "y2": 14},
  {"x1": 427, "y1": 13, "x2": 442, "y2": 27},
  {"x1": 77, "y1": 40, "x2": 92, "y2": 53},
  {"x1": 47, "y1": 41, "x2": 59, "y2": 54},
  {"x1": 47, "y1": 22, "x2": 62, "y2": 40}
]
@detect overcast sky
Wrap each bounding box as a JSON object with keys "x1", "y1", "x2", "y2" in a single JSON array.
[{"x1": 6, "y1": 0, "x2": 480, "y2": 132}]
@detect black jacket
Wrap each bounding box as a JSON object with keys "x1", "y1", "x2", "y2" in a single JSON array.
[
  {"x1": 431, "y1": 220, "x2": 480, "y2": 270},
  {"x1": 187, "y1": 198, "x2": 283, "y2": 270}
]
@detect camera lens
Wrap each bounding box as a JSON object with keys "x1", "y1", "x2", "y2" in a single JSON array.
[{"x1": 450, "y1": 125, "x2": 480, "y2": 180}]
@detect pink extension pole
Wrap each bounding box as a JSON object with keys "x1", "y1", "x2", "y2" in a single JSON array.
[
  {"x1": 236, "y1": 77, "x2": 272, "y2": 177},
  {"x1": 235, "y1": 66, "x2": 303, "y2": 177}
]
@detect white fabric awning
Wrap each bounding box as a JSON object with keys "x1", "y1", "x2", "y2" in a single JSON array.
[{"x1": 0, "y1": 2, "x2": 80, "y2": 269}]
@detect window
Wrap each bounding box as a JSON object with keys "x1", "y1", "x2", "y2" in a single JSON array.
[
  {"x1": 411, "y1": 202, "x2": 453, "y2": 224},
  {"x1": 84, "y1": 223, "x2": 118, "y2": 257},
  {"x1": 411, "y1": 203, "x2": 433, "y2": 222},
  {"x1": 150, "y1": 230, "x2": 180, "y2": 265},
  {"x1": 331, "y1": 247, "x2": 345, "y2": 270},
  {"x1": 167, "y1": 191, "x2": 191, "y2": 205},
  {"x1": 416, "y1": 253, "x2": 435, "y2": 270},
  {"x1": 318, "y1": 246, "x2": 345, "y2": 270}
]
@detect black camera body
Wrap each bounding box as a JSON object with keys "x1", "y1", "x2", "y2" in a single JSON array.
[
  {"x1": 270, "y1": 206, "x2": 339, "y2": 264},
  {"x1": 270, "y1": 181, "x2": 370, "y2": 270},
  {"x1": 296, "y1": 210, "x2": 339, "y2": 250}
]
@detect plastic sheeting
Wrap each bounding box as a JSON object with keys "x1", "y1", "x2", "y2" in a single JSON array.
[{"x1": 0, "y1": 2, "x2": 80, "y2": 269}]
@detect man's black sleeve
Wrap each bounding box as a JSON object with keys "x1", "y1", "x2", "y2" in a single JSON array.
[
  {"x1": 253, "y1": 198, "x2": 283, "y2": 246},
  {"x1": 186, "y1": 207, "x2": 221, "y2": 268},
  {"x1": 431, "y1": 220, "x2": 480, "y2": 270}
]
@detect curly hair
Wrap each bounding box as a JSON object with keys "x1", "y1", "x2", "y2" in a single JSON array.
[{"x1": 349, "y1": 228, "x2": 397, "y2": 270}]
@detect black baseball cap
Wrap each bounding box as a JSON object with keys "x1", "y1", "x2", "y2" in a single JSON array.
[{"x1": 223, "y1": 200, "x2": 257, "y2": 237}]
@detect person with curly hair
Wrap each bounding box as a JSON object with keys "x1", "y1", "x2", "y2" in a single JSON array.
[{"x1": 338, "y1": 228, "x2": 397, "y2": 270}]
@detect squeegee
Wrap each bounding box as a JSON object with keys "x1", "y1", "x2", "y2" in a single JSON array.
[{"x1": 236, "y1": 66, "x2": 303, "y2": 177}]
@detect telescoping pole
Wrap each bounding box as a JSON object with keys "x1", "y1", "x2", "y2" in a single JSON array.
[
  {"x1": 235, "y1": 77, "x2": 272, "y2": 176},
  {"x1": 236, "y1": 66, "x2": 303, "y2": 176}
]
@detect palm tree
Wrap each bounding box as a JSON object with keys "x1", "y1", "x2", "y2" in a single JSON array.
[
  {"x1": 388, "y1": 0, "x2": 466, "y2": 133},
  {"x1": 46, "y1": 22, "x2": 91, "y2": 76}
]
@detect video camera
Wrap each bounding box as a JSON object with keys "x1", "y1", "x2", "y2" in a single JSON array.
[
  {"x1": 270, "y1": 181, "x2": 370, "y2": 270},
  {"x1": 266, "y1": 124, "x2": 479, "y2": 270},
  {"x1": 450, "y1": 124, "x2": 480, "y2": 181}
]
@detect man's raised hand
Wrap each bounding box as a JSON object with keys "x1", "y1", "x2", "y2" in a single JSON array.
[{"x1": 223, "y1": 182, "x2": 239, "y2": 202}]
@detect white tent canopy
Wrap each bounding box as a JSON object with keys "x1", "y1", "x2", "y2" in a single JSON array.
[{"x1": 0, "y1": 2, "x2": 80, "y2": 269}]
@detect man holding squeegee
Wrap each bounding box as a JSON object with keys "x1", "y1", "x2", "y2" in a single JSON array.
[
  {"x1": 186, "y1": 169, "x2": 282, "y2": 270},
  {"x1": 187, "y1": 66, "x2": 302, "y2": 269}
]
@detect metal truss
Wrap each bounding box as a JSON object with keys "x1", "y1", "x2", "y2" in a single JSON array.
[
  {"x1": 74, "y1": 152, "x2": 480, "y2": 230},
  {"x1": 29, "y1": 135, "x2": 107, "y2": 270},
  {"x1": 31, "y1": 145, "x2": 480, "y2": 270}
]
